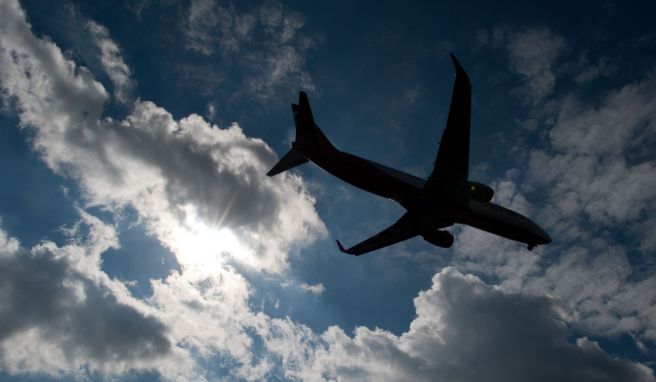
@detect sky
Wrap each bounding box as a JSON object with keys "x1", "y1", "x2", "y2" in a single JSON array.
[{"x1": 1, "y1": 0, "x2": 656, "y2": 380}]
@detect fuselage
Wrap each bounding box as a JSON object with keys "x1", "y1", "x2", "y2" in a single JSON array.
[{"x1": 295, "y1": 141, "x2": 551, "y2": 248}]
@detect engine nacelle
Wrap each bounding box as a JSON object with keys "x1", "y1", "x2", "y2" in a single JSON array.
[
  {"x1": 421, "y1": 230, "x2": 454, "y2": 248},
  {"x1": 467, "y1": 181, "x2": 494, "y2": 203}
]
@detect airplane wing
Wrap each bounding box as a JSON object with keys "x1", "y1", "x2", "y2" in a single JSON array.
[
  {"x1": 426, "y1": 53, "x2": 471, "y2": 183},
  {"x1": 336, "y1": 212, "x2": 419, "y2": 256}
]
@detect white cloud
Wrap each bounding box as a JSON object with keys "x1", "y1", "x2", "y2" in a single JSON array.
[
  {"x1": 0, "y1": 218, "x2": 197, "y2": 379},
  {"x1": 206, "y1": 102, "x2": 217, "y2": 120},
  {"x1": 0, "y1": 0, "x2": 325, "y2": 274},
  {"x1": 1, "y1": 1, "x2": 654, "y2": 380},
  {"x1": 515, "y1": 71, "x2": 656, "y2": 341},
  {"x1": 87, "y1": 20, "x2": 135, "y2": 104},
  {"x1": 528, "y1": 73, "x2": 656, "y2": 240},
  {"x1": 275, "y1": 269, "x2": 654, "y2": 382},
  {"x1": 183, "y1": 0, "x2": 222, "y2": 55},
  {"x1": 0, "y1": 0, "x2": 323, "y2": 378},
  {"x1": 452, "y1": 28, "x2": 656, "y2": 345},
  {"x1": 0, "y1": 220, "x2": 20, "y2": 256},
  {"x1": 453, "y1": 176, "x2": 656, "y2": 343},
  {"x1": 181, "y1": 0, "x2": 316, "y2": 101},
  {"x1": 300, "y1": 282, "x2": 325, "y2": 295},
  {"x1": 506, "y1": 28, "x2": 566, "y2": 105}
]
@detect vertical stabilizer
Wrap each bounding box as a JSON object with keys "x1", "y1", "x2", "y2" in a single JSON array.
[
  {"x1": 267, "y1": 91, "x2": 337, "y2": 176},
  {"x1": 292, "y1": 91, "x2": 336, "y2": 153}
]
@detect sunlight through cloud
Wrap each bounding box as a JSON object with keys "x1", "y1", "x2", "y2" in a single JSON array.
[{"x1": 173, "y1": 205, "x2": 253, "y2": 276}]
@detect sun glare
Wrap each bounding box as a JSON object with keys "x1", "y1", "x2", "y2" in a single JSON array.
[{"x1": 172, "y1": 206, "x2": 251, "y2": 274}]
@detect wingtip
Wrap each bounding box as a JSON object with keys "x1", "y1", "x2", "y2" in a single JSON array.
[
  {"x1": 336, "y1": 240, "x2": 352, "y2": 255},
  {"x1": 449, "y1": 52, "x2": 469, "y2": 81}
]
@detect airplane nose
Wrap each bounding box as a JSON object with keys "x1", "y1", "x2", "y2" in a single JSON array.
[{"x1": 537, "y1": 227, "x2": 551, "y2": 244}]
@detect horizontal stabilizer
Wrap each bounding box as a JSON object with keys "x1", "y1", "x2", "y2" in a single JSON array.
[{"x1": 266, "y1": 148, "x2": 308, "y2": 176}]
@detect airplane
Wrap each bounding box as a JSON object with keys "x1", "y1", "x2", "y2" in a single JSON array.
[{"x1": 267, "y1": 53, "x2": 551, "y2": 256}]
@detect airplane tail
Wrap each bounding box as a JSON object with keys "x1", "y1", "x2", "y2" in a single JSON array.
[
  {"x1": 266, "y1": 148, "x2": 308, "y2": 176},
  {"x1": 267, "y1": 91, "x2": 337, "y2": 177}
]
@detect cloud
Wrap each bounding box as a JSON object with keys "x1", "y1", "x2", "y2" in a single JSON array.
[
  {"x1": 506, "y1": 28, "x2": 566, "y2": 105},
  {"x1": 181, "y1": 0, "x2": 316, "y2": 101},
  {"x1": 0, "y1": 0, "x2": 323, "y2": 378},
  {"x1": 0, "y1": 0, "x2": 325, "y2": 274},
  {"x1": 451, "y1": 43, "x2": 656, "y2": 336},
  {"x1": 183, "y1": 0, "x2": 224, "y2": 55},
  {"x1": 516, "y1": 70, "x2": 656, "y2": 341},
  {"x1": 478, "y1": 26, "x2": 566, "y2": 105},
  {"x1": 528, "y1": 72, "x2": 656, "y2": 243},
  {"x1": 87, "y1": 20, "x2": 135, "y2": 104},
  {"x1": 0, "y1": 218, "x2": 195, "y2": 378},
  {"x1": 450, "y1": 27, "x2": 656, "y2": 345},
  {"x1": 300, "y1": 282, "x2": 325, "y2": 295},
  {"x1": 454, "y1": 177, "x2": 656, "y2": 343},
  {"x1": 573, "y1": 56, "x2": 616, "y2": 85},
  {"x1": 0, "y1": 220, "x2": 19, "y2": 255},
  {"x1": 275, "y1": 269, "x2": 654, "y2": 381},
  {"x1": 2, "y1": 1, "x2": 655, "y2": 380}
]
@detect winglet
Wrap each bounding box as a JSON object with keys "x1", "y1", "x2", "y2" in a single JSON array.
[
  {"x1": 449, "y1": 52, "x2": 470, "y2": 83},
  {"x1": 336, "y1": 240, "x2": 353, "y2": 255}
]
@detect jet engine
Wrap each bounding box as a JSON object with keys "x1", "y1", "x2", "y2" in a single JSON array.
[
  {"x1": 467, "y1": 181, "x2": 494, "y2": 203},
  {"x1": 421, "y1": 230, "x2": 454, "y2": 248}
]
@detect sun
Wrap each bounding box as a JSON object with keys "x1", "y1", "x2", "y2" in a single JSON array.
[{"x1": 172, "y1": 205, "x2": 251, "y2": 275}]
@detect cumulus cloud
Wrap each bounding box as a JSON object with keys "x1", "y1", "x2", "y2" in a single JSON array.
[
  {"x1": 528, "y1": 72, "x2": 656, "y2": 244},
  {"x1": 0, "y1": 0, "x2": 323, "y2": 377},
  {"x1": 2, "y1": 0, "x2": 654, "y2": 380},
  {"x1": 0, "y1": 218, "x2": 195, "y2": 378},
  {"x1": 452, "y1": 48, "x2": 656, "y2": 344},
  {"x1": 0, "y1": 0, "x2": 325, "y2": 274},
  {"x1": 0, "y1": 221, "x2": 20, "y2": 255},
  {"x1": 454, "y1": 177, "x2": 656, "y2": 343},
  {"x1": 273, "y1": 269, "x2": 654, "y2": 382},
  {"x1": 517, "y1": 70, "x2": 656, "y2": 341}
]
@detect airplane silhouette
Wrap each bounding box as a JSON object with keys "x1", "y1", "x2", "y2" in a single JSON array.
[{"x1": 267, "y1": 54, "x2": 551, "y2": 256}]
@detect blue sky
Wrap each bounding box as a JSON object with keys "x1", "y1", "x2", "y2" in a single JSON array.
[{"x1": 1, "y1": 0, "x2": 656, "y2": 380}]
